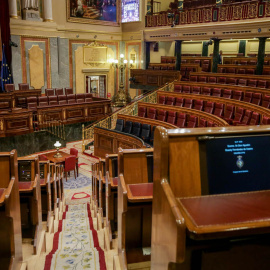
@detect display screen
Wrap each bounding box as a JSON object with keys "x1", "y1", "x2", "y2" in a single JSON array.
[
  {"x1": 121, "y1": 0, "x2": 140, "y2": 23},
  {"x1": 200, "y1": 135, "x2": 270, "y2": 195}
]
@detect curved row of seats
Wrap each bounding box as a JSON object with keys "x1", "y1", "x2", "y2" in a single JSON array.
[
  {"x1": 189, "y1": 75, "x2": 270, "y2": 88},
  {"x1": 173, "y1": 85, "x2": 270, "y2": 108},
  {"x1": 138, "y1": 106, "x2": 219, "y2": 128},
  {"x1": 27, "y1": 93, "x2": 93, "y2": 110},
  {"x1": 155, "y1": 96, "x2": 270, "y2": 126},
  {"x1": 114, "y1": 119, "x2": 156, "y2": 145}
]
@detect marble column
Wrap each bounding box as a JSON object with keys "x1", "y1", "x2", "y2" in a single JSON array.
[
  {"x1": 175, "y1": 40, "x2": 182, "y2": 71},
  {"x1": 212, "y1": 39, "x2": 221, "y2": 73},
  {"x1": 145, "y1": 42, "x2": 151, "y2": 70},
  {"x1": 256, "y1": 37, "x2": 267, "y2": 75},
  {"x1": 9, "y1": 0, "x2": 18, "y2": 18},
  {"x1": 43, "y1": 0, "x2": 53, "y2": 22}
]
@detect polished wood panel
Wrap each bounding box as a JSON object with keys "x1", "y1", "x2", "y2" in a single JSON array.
[
  {"x1": 0, "y1": 108, "x2": 33, "y2": 137},
  {"x1": 138, "y1": 101, "x2": 229, "y2": 126},
  {"x1": 94, "y1": 127, "x2": 146, "y2": 158},
  {"x1": 0, "y1": 150, "x2": 23, "y2": 270},
  {"x1": 130, "y1": 69, "x2": 181, "y2": 87}
]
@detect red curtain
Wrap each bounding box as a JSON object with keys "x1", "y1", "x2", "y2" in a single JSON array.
[{"x1": 0, "y1": 0, "x2": 11, "y2": 65}]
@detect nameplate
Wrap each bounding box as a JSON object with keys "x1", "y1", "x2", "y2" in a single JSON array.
[{"x1": 84, "y1": 46, "x2": 107, "y2": 64}]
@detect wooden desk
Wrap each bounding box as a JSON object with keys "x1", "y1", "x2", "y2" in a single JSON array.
[{"x1": 178, "y1": 190, "x2": 270, "y2": 240}]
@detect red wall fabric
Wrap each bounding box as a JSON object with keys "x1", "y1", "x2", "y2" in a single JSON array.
[{"x1": 0, "y1": 0, "x2": 11, "y2": 65}]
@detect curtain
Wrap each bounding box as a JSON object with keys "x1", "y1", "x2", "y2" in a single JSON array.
[{"x1": 0, "y1": 0, "x2": 11, "y2": 65}]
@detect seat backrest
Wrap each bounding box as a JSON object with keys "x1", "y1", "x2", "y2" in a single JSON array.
[
  {"x1": 258, "y1": 80, "x2": 267, "y2": 88},
  {"x1": 18, "y1": 83, "x2": 29, "y2": 90},
  {"x1": 212, "y1": 88, "x2": 221, "y2": 97},
  {"x1": 58, "y1": 95, "x2": 67, "y2": 105},
  {"x1": 232, "y1": 90, "x2": 243, "y2": 101},
  {"x1": 227, "y1": 67, "x2": 235, "y2": 74},
  {"x1": 246, "y1": 69, "x2": 255, "y2": 75},
  {"x1": 28, "y1": 102, "x2": 37, "y2": 110},
  {"x1": 198, "y1": 118, "x2": 207, "y2": 127},
  {"x1": 147, "y1": 108, "x2": 157, "y2": 119},
  {"x1": 262, "y1": 95, "x2": 270, "y2": 109},
  {"x1": 131, "y1": 122, "x2": 141, "y2": 137},
  {"x1": 251, "y1": 93, "x2": 262, "y2": 106},
  {"x1": 115, "y1": 119, "x2": 124, "y2": 132},
  {"x1": 207, "y1": 121, "x2": 217, "y2": 127},
  {"x1": 38, "y1": 96, "x2": 48, "y2": 106},
  {"x1": 158, "y1": 95, "x2": 166, "y2": 105},
  {"x1": 190, "y1": 76, "x2": 197, "y2": 82},
  {"x1": 123, "y1": 121, "x2": 133, "y2": 134},
  {"x1": 227, "y1": 78, "x2": 237, "y2": 85},
  {"x1": 243, "y1": 92, "x2": 252, "y2": 103},
  {"x1": 217, "y1": 77, "x2": 226, "y2": 84},
  {"x1": 208, "y1": 77, "x2": 217, "y2": 83},
  {"x1": 249, "y1": 112, "x2": 260, "y2": 125},
  {"x1": 4, "y1": 84, "x2": 15, "y2": 92},
  {"x1": 238, "y1": 79, "x2": 247, "y2": 86},
  {"x1": 184, "y1": 99, "x2": 193, "y2": 109},
  {"x1": 192, "y1": 86, "x2": 201, "y2": 95},
  {"x1": 240, "y1": 60, "x2": 248, "y2": 65},
  {"x1": 175, "y1": 98, "x2": 184, "y2": 107},
  {"x1": 67, "y1": 94, "x2": 76, "y2": 104},
  {"x1": 222, "y1": 89, "x2": 232, "y2": 99},
  {"x1": 241, "y1": 110, "x2": 252, "y2": 124},
  {"x1": 45, "y1": 88, "x2": 55, "y2": 96},
  {"x1": 262, "y1": 116, "x2": 270, "y2": 125},
  {"x1": 202, "y1": 87, "x2": 211, "y2": 96},
  {"x1": 193, "y1": 100, "x2": 203, "y2": 111},
  {"x1": 64, "y1": 156, "x2": 76, "y2": 171},
  {"x1": 166, "y1": 111, "x2": 176, "y2": 125},
  {"x1": 157, "y1": 110, "x2": 167, "y2": 122},
  {"x1": 55, "y1": 88, "x2": 64, "y2": 96},
  {"x1": 65, "y1": 87, "x2": 73, "y2": 95},
  {"x1": 48, "y1": 96, "x2": 58, "y2": 105},
  {"x1": 141, "y1": 124, "x2": 151, "y2": 139},
  {"x1": 85, "y1": 93, "x2": 93, "y2": 103},
  {"x1": 204, "y1": 102, "x2": 214, "y2": 114},
  {"x1": 166, "y1": 96, "x2": 175, "y2": 106},
  {"x1": 224, "y1": 104, "x2": 234, "y2": 119},
  {"x1": 198, "y1": 76, "x2": 206, "y2": 83},
  {"x1": 70, "y1": 148, "x2": 78, "y2": 157},
  {"x1": 176, "y1": 113, "x2": 186, "y2": 128},
  {"x1": 138, "y1": 107, "x2": 146, "y2": 117},
  {"x1": 27, "y1": 96, "x2": 37, "y2": 104},
  {"x1": 234, "y1": 107, "x2": 244, "y2": 122},
  {"x1": 213, "y1": 103, "x2": 224, "y2": 117},
  {"x1": 182, "y1": 85, "x2": 191, "y2": 94},
  {"x1": 174, "y1": 85, "x2": 182, "y2": 93},
  {"x1": 187, "y1": 115, "x2": 198, "y2": 128},
  {"x1": 238, "y1": 69, "x2": 246, "y2": 74},
  {"x1": 247, "y1": 79, "x2": 257, "y2": 87},
  {"x1": 76, "y1": 93, "x2": 85, "y2": 103}
]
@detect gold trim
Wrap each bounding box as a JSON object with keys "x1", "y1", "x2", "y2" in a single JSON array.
[
  {"x1": 43, "y1": 19, "x2": 54, "y2": 22},
  {"x1": 10, "y1": 15, "x2": 18, "y2": 19}
]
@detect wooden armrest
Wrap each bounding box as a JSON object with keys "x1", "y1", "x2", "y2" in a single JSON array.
[
  {"x1": 4, "y1": 177, "x2": 15, "y2": 200},
  {"x1": 46, "y1": 173, "x2": 51, "y2": 184},
  {"x1": 119, "y1": 174, "x2": 127, "y2": 194},
  {"x1": 33, "y1": 174, "x2": 38, "y2": 188}
]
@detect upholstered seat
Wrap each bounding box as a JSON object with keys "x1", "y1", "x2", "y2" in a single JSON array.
[
  {"x1": 175, "y1": 98, "x2": 184, "y2": 107},
  {"x1": 217, "y1": 77, "x2": 226, "y2": 84},
  {"x1": 183, "y1": 99, "x2": 193, "y2": 109},
  {"x1": 174, "y1": 85, "x2": 182, "y2": 93},
  {"x1": 190, "y1": 76, "x2": 197, "y2": 82},
  {"x1": 58, "y1": 95, "x2": 67, "y2": 105},
  {"x1": 251, "y1": 93, "x2": 262, "y2": 106},
  {"x1": 76, "y1": 93, "x2": 85, "y2": 103},
  {"x1": 192, "y1": 86, "x2": 201, "y2": 95},
  {"x1": 38, "y1": 96, "x2": 49, "y2": 107},
  {"x1": 182, "y1": 85, "x2": 191, "y2": 94},
  {"x1": 4, "y1": 84, "x2": 15, "y2": 92},
  {"x1": 18, "y1": 83, "x2": 29, "y2": 90},
  {"x1": 158, "y1": 96, "x2": 166, "y2": 104},
  {"x1": 243, "y1": 92, "x2": 252, "y2": 103},
  {"x1": 204, "y1": 102, "x2": 214, "y2": 114},
  {"x1": 48, "y1": 96, "x2": 58, "y2": 106},
  {"x1": 70, "y1": 148, "x2": 79, "y2": 176},
  {"x1": 131, "y1": 122, "x2": 141, "y2": 137},
  {"x1": 166, "y1": 96, "x2": 175, "y2": 106},
  {"x1": 67, "y1": 94, "x2": 76, "y2": 104},
  {"x1": 223, "y1": 105, "x2": 234, "y2": 122},
  {"x1": 213, "y1": 103, "x2": 224, "y2": 117},
  {"x1": 166, "y1": 111, "x2": 176, "y2": 125},
  {"x1": 140, "y1": 124, "x2": 151, "y2": 141},
  {"x1": 234, "y1": 110, "x2": 252, "y2": 125},
  {"x1": 261, "y1": 95, "x2": 270, "y2": 109},
  {"x1": 64, "y1": 156, "x2": 76, "y2": 181},
  {"x1": 238, "y1": 79, "x2": 247, "y2": 86},
  {"x1": 222, "y1": 89, "x2": 232, "y2": 99},
  {"x1": 193, "y1": 100, "x2": 203, "y2": 111},
  {"x1": 198, "y1": 76, "x2": 206, "y2": 83},
  {"x1": 157, "y1": 110, "x2": 167, "y2": 122},
  {"x1": 187, "y1": 115, "x2": 198, "y2": 128},
  {"x1": 123, "y1": 121, "x2": 132, "y2": 134},
  {"x1": 138, "y1": 107, "x2": 146, "y2": 117},
  {"x1": 198, "y1": 118, "x2": 207, "y2": 127},
  {"x1": 115, "y1": 119, "x2": 124, "y2": 132},
  {"x1": 55, "y1": 88, "x2": 64, "y2": 96},
  {"x1": 202, "y1": 87, "x2": 211, "y2": 96},
  {"x1": 45, "y1": 88, "x2": 55, "y2": 96},
  {"x1": 85, "y1": 93, "x2": 93, "y2": 103},
  {"x1": 176, "y1": 113, "x2": 186, "y2": 128},
  {"x1": 212, "y1": 88, "x2": 221, "y2": 97},
  {"x1": 147, "y1": 108, "x2": 157, "y2": 119},
  {"x1": 65, "y1": 88, "x2": 73, "y2": 95}
]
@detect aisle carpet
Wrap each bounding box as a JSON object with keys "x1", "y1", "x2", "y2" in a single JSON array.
[{"x1": 44, "y1": 203, "x2": 106, "y2": 270}]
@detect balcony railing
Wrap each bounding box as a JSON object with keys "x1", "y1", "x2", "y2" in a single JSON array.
[{"x1": 145, "y1": 1, "x2": 270, "y2": 27}]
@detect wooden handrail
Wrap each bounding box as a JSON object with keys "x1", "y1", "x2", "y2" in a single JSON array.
[{"x1": 4, "y1": 177, "x2": 15, "y2": 201}]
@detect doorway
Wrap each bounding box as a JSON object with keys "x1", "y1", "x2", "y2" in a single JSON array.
[{"x1": 85, "y1": 75, "x2": 106, "y2": 98}]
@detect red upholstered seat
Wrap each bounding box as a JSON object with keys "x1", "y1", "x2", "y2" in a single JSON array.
[
  {"x1": 204, "y1": 102, "x2": 214, "y2": 114},
  {"x1": 227, "y1": 78, "x2": 237, "y2": 85},
  {"x1": 202, "y1": 64, "x2": 209, "y2": 72},
  {"x1": 238, "y1": 69, "x2": 246, "y2": 74},
  {"x1": 227, "y1": 107, "x2": 244, "y2": 125},
  {"x1": 18, "y1": 83, "x2": 29, "y2": 90},
  {"x1": 249, "y1": 112, "x2": 260, "y2": 125},
  {"x1": 258, "y1": 80, "x2": 267, "y2": 88},
  {"x1": 227, "y1": 67, "x2": 236, "y2": 74},
  {"x1": 70, "y1": 148, "x2": 79, "y2": 176},
  {"x1": 187, "y1": 115, "x2": 198, "y2": 128},
  {"x1": 48, "y1": 96, "x2": 58, "y2": 106},
  {"x1": 38, "y1": 96, "x2": 48, "y2": 107},
  {"x1": 251, "y1": 93, "x2": 262, "y2": 106},
  {"x1": 127, "y1": 183, "x2": 153, "y2": 198},
  {"x1": 174, "y1": 84, "x2": 182, "y2": 93},
  {"x1": 231, "y1": 91, "x2": 243, "y2": 102},
  {"x1": 112, "y1": 177, "x2": 118, "y2": 186},
  {"x1": 218, "y1": 67, "x2": 225, "y2": 73},
  {"x1": 85, "y1": 93, "x2": 93, "y2": 103},
  {"x1": 58, "y1": 95, "x2": 67, "y2": 105},
  {"x1": 76, "y1": 94, "x2": 85, "y2": 103},
  {"x1": 246, "y1": 69, "x2": 255, "y2": 75},
  {"x1": 176, "y1": 113, "x2": 186, "y2": 128},
  {"x1": 208, "y1": 77, "x2": 217, "y2": 83},
  {"x1": 247, "y1": 79, "x2": 257, "y2": 87},
  {"x1": 67, "y1": 94, "x2": 76, "y2": 104},
  {"x1": 40, "y1": 179, "x2": 46, "y2": 185},
  {"x1": 190, "y1": 76, "x2": 197, "y2": 82},
  {"x1": 202, "y1": 87, "x2": 211, "y2": 96},
  {"x1": 45, "y1": 88, "x2": 55, "y2": 96},
  {"x1": 207, "y1": 121, "x2": 217, "y2": 127},
  {"x1": 158, "y1": 95, "x2": 166, "y2": 105},
  {"x1": 222, "y1": 89, "x2": 232, "y2": 99},
  {"x1": 166, "y1": 96, "x2": 175, "y2": 106},
  {"x1": 28, "y1": 102, "x2": 37, "y2": 110},
  {"x1": 147, "y1": 108, "x2": 157, "y2": 119},
  {"x1": 232, "y1": 60, "x2": 238, "y2": 64},
  {"x1": 238, "y1": 79, "x2": 247, "y2": 86},
  {"x1": 198, "y1": 76, "x2": 207, "y2": 83},
  {"x1": 138, "y1": 107, "x2": 146, "y2": 117},
  {"x1": 184, "y1": 99, "x2": 193, "y2": 109},
  {"x1": 198, "y1": 118, "x2": 207, "y2": 127},
  {"x1": 160, "y1": 66, "x2": 167, "y2": 70},
  {"x1": 234, "y1": 110, "x2": 252, "y2": 125},
  {"x1": 194, "y1": 60, "x2": 200, "y2": 64},
  {"x1": 64, "y1": 156, "x2": 76, "y2": 181},
  {"x1": 217, "y1": 77, "x2": 226, "y2": 84},
  {"x1": 193, "y1": 100, "x2": 203, "y2": 111},
  {"x1": 182, "y1": 85, "x2": 191, "y2": 94},
  {"x1": 262, "y1": 116, "x2": 270, "y2": 125},
  {"x1": 175, "y1": 98, "x2": 184, "y2": 107},
  {"x1": 157, "y1": 110, "x2": 167, "y2": 122},
  {"x1": 166, "y1": 111, "x2": 176, "y2": 125},
  {"x1": 4, "y1": 84, "x2": 15, "y2": 92},
  {"x1": 65, "y1": 88, "x2": 73, "y2": 95},
  {"x1": 240, "y1": 60, "x2": 248, "y2": 65},
  {"x1": 243, "y1": 92, "x2": 252, "y2": 103},
  {"x1": 212, "y1": 88, "x2": 221, "y2": 97},
  {"x1": 192, "y1": 86, "x2": 201, "y2": 95},
  {"x1": 262, "y1": 95, "x2": 270, "y2": 109},
  {"x1": 249, "y1": 60, "x2": 257, "y2": 65},
  {"x1": 55, "y1": 88, "x2": 64, "y2": 96},
  {"x1": 27, "y1": 96, "x2": 37, "y2": 105},
  {"x1": 19, "y1": 182, "x2": 32, "y2": 190},
  {"x1": 213, "y1": 103, "x2": 224, "y2": 117},
  {"x1": 223, "y1": 105, "x2": 234, "y2": 122}
]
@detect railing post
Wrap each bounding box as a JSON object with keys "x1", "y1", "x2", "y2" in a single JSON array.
[{"x1": 82, "y1": 124, "x2": 85, "y2": 152}]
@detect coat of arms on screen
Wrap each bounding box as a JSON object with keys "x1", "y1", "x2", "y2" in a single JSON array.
[{"x1": 236, "y1": 155, "x2": 244, "y2": 169}]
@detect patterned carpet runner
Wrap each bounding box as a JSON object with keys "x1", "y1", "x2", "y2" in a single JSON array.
[{"x1": 44, "y1": 204, "x2": 106, "y2": 270}]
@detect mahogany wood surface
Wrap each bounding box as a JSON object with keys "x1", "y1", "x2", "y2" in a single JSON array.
[
  {"x1": 0, "y1": 150, "x2": 23, "y2": 270},
  {"x1": 138, "y1": 101, "x2": 228, "y2": 126}
]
